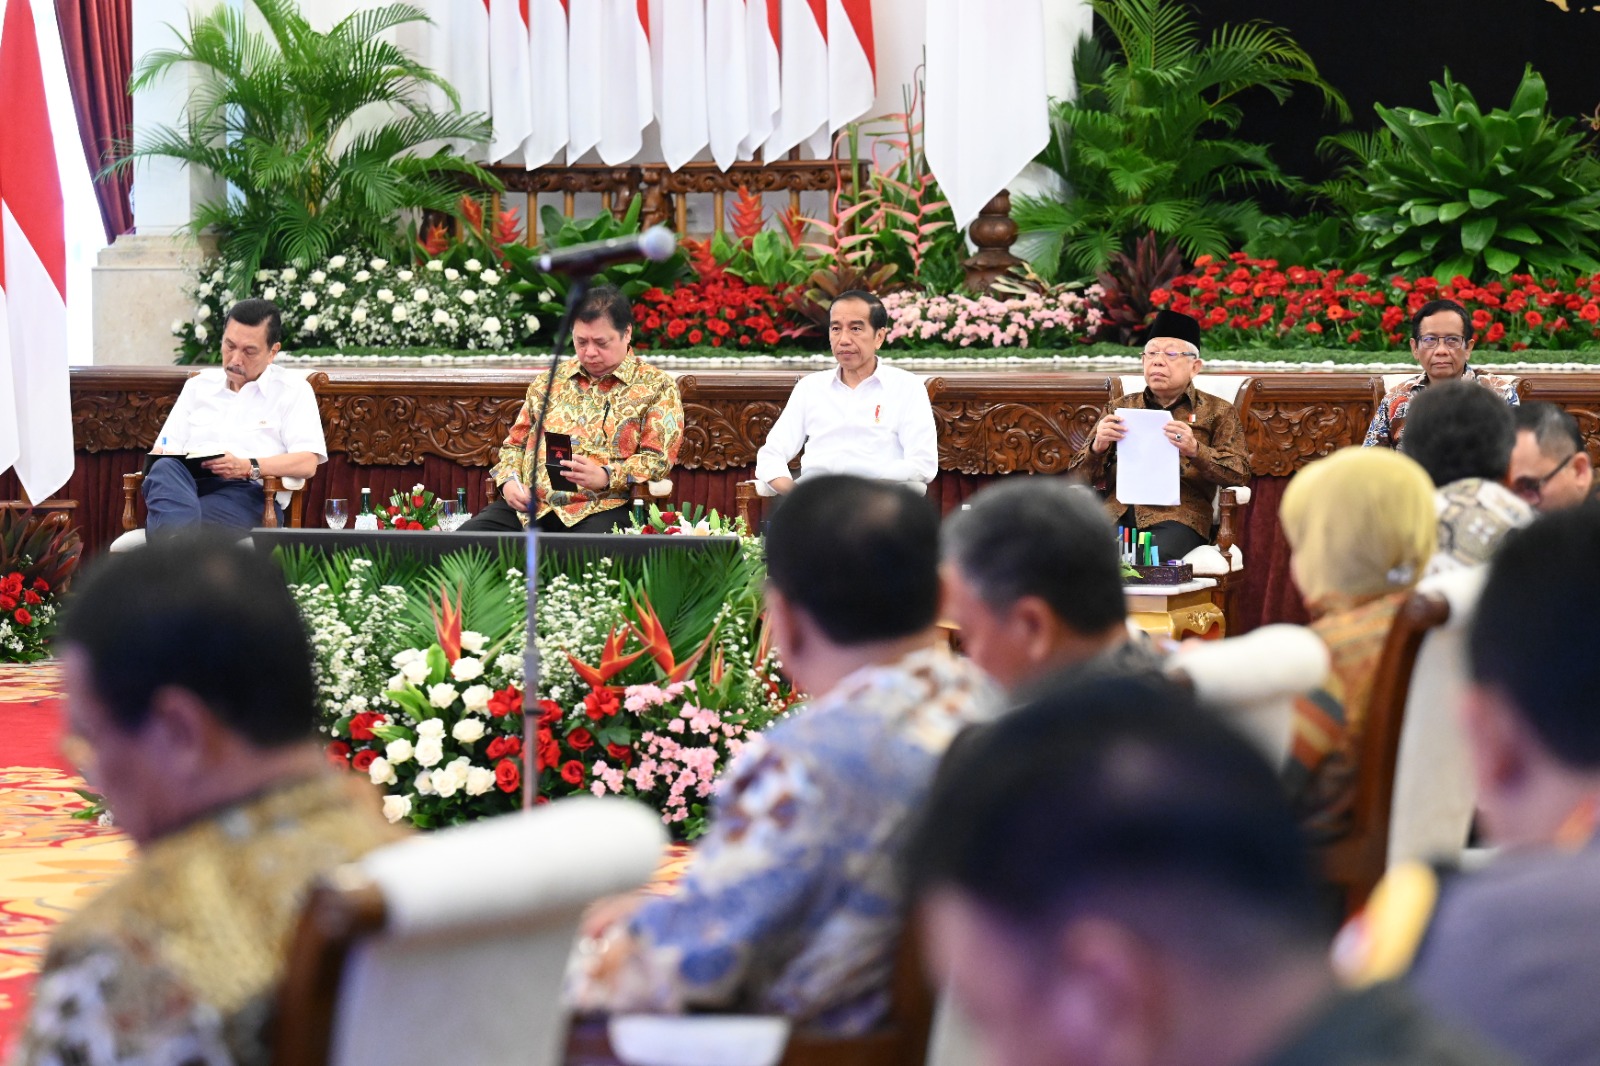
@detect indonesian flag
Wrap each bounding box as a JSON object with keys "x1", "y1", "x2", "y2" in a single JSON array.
[
  {"x1": 827, "y1": 0, "x2": 874, "y2": 133},
  {"x1": 650, "y1": 0, "x2": 707, "y2": 172},
  {"x1": 488, "y1": 0, "x2": 534, "y2": 163},
  {"x1": 401, "y1": 0, "x2": 491, "y2": 159},
  {"x1": 571, "y1": 0, "x2": 652, "y2": 164},
  {"x1": 704, "y1": 0, "x2": 748, "y2": 170},
  {"x1": 924, "y1": 0, "x2": 1049, "y2": 230},
  {"x1": 524, "y1": 0, "x2": 569, "y2": 168},
  {"x1": 0, "y1": 0, "x2": 73, "y2": 503},
  {"x1": 763, "y1": 0, "x2": 829, "y2": 160},
  {"x1": 739, "y1": 0, "x2": 780, "y2": 158}
]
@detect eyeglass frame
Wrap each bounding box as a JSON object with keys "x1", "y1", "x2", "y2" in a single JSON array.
[
  {"x1": 1510, "y1": 448, "x2": 1578, "y2": 502},
  {"x1": 1141, "y1": 348, "x2": 1200, "y2": 364},
  {"x1": 1414, "y1": 334, "x2": 1469, "y2": 351}
]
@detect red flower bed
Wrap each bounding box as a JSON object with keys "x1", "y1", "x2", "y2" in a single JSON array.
[
  {"x1": 1152, "y1": 253, "x2": 1600, "y2": 351},
  {"x1": 630, "y1": 238, "x2": 808, "y2": 352}
]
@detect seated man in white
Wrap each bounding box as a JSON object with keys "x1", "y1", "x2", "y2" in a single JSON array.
[
  {"x1": 144, "y1": 298, "x2": 326, "y2": 533},
  {"x1": 754, "y1": 290, "x2": 937, "y2": 494}
]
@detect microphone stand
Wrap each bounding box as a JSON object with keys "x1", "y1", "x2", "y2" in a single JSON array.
[{"x1": 522, "y1": 272, "x2": 593, "y2": 809}]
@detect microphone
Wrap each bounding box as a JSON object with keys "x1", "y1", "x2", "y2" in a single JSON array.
[{"x1": 536, "y1": 226, "x2": 678, "y2": 274}]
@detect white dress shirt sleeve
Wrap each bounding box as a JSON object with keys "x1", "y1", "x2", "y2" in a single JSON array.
[
  {"x1": 880, "y1": 374, "x2": 938, "y2": 484},
  {"x1": 277, "y1": 374, "x2": 328, "y2": 462},
  {"x1": 755, "y1": 379, "x2": 811, "y2": 486}
]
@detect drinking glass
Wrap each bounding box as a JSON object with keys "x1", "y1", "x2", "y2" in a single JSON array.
[
  {"x1": 324, "y1": 498, "x2": 349, "y2": 529},
  {"x1": 438, "y1": 500, "x2": 460, "y2": 531}
]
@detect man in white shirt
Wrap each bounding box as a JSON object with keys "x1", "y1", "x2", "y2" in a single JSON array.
[
  {"x1": 145, "y1": 299, "x2": 326, "y2": 532},
  {"x1": 754, "y1": 290, "x2": 938, "y2": 494}
]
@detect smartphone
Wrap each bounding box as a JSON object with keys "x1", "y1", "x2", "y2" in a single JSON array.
[{"x1": 545, "y1": 431, "x2": 578, "y2": 491}]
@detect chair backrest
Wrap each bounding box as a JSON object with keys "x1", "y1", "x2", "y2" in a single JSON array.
[
  {"x1": 1387, "y1": 566, "x2": 1487, "y2": 868},
  {"x1": 272, "y1": 796, "x2": 667, "y2": 1066},
  {"x1": 777, "y1": 928, "x2": 936, "y2": 1066},
  {"x1": 1317, "y1": 587, "x2": 1452, "y2": 916}
]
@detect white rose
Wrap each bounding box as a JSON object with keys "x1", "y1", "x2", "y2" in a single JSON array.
[
  {"x1": 460, "y1": 684, "x2": 494, "y2": 712},
  {"x1": 385, "y1": 737, "x2": 414, "y2": 764},
  {"x1": 351, "y1": 307, "x2": 368, "y2": 324},
  {"x1": 196, "y1": 305, "x2": 212, "y2": 321},
  {"x1": 417, "y1": 719, "x2": 446, "y2": 739},
  {"x1": 329, "y1": 254, "x2": 348, "y2": 269},
  {"x1": 432, "y1": 759, "x2": 468, "y2": 797},
  {"x1": 302, "y1": 314, "x2": 321, "y2": 333},
  {"x1": 482, "y1": 317, "x2": 502, "y2": 335},
  {"x1": 281, "y1": 267, "x2": 298, "y2": 282},
  {"x1": 464, "y1": 258, "x2": 482, "y2": 272},
  {"x1": 367, "y1": 755, "x2": 397, "y2": 786},
  {"x1": 310, "y1": 270, "x2": 327, "y2": 284},
  {"x1": 392, "y1": 305, "x2": 408, "y2": 322},
  {"x1": 432, "y1": 308, "x2": 450, "y2": 326},
  {"x1": 459, "y1": 289, "x2": 478, "y2": 305},
  {"x1": 198, "y1": 282, "x2": 213, "y2": 297},
  {"x1": 459, "y1": 630, "x2": 487, "y2": 654},
  {"x1": 480, "y1": 269, "x2": 500, "y2": 286},
  {"x1": 401, "y1": 659, "x2": 430, "y2": 685},
  {"x1": 377, "y1": 288, "x2": 395, "y2": 303},
  {"x1": 426, "y1": 259, "x2": 443, "y2": 272},
  {"x1": 194, "y1": 324, "x2": 208, "y2": 342},
  {"x1": 255, "y1": 269, "x2": 272, "y2": 282},
  {"x1": 524, "y1": 314, "x2": 540, "y2": 334},
  {"x1": 370, "y1": 257, "x2": 389, "y2": 270},
  {"x1": 413, "y1": 287, "x2": 430, "y2": 303},
  {"x1": 539, "y1": 289, "x2": 555, "y2": 303},
  {"x1": 171, "y1": 319, "x2": 185, "y2": 335},
  {"x1": 300, "y1": 291, "x2": 317, "y2": 308},
  {"x1": 444, "y1": 267, "x2": 460, "y2": 281},
  {"x1": 381, "y1": 794, "x2": 412, "y2": 823},
  {"x1": 262, "y1": 286, "x2": 278, "y2": 301},
  {"x1": 398, "y1": 269, "x2": 414, "y2": 282},
  {"x1": 450, "y1": 656, "x2": 484, "y2": 682},
  {"x1": 465, "y1": 766, "x2": 496, "y2": 796},
  {"x1": 414, "y1": 736, "x2": 444, "y2": 767},
  {"x1": 414, "y1": 770, "x2": 435, "y2": 795},
  {"x1": 328, "y1": 281, "x2": 347, "y2": 298},
  {"x1": 392, "y1": 647, "x2": 423, "y2": 667},
  {"x1": 354, "y1": 269, "x2": 371, "y2": 283},
  {"x1": 452, "y1": 718, "x2": 486, "y2": 744},
  {"x1": 427, "y1": 682, "x2": 459, "y2": 708}
]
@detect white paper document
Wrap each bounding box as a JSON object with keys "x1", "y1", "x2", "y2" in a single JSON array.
[{"x1": 1113, "y1": 408, "x2": 1181, "y2": 506}]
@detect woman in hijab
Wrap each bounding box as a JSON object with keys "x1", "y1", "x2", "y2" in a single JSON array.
[{"x1": 1279, "y1": 446, "x2": 1437, "y2": 838}]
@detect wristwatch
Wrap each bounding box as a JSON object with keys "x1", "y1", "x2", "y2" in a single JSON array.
[
  {"x1": 601, "y1": 465, "x2": 613, "y2": 489},
  {"x1": 249, "y1": 458, "x2": 261, "y2": 480}
]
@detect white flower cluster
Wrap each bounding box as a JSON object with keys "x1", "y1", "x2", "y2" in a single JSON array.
[
  {"x1": 290, "y1": 559, "x2": 409, "y2": 718},
  {"x1": 533, "y1": 560, "x2": 626, "y2": 708},
  {"x1": 180, "y1": 254, "x2": 539, "y2": 355}
]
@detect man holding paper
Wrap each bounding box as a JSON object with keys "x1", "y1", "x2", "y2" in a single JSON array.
[{"x1": 1067, "y1": 309, "x2": 1249, "y2": 563}]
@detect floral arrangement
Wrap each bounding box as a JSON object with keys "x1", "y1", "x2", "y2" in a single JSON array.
[
  {"x1": 0, "y1": 510, "x2": 80, "y2": 664},
  {"x1": 882, "y1": 286, "x2": 1106, "y2": 349},
  {"x1": 376, "y1": 483, "x2": 443, "y2": 530},
  {"x1": 629, "y1": 237, "x2": 813, "y2": 353},
  {"x1": 281, "y1": 538, "x2": 787, "y2": 836},
  {"x1": 1152, "y1": 253, "x2": 1600, "y2": 351},
  {"x1": 626, "y1": 503, "x2": 744, "y2": 537}
]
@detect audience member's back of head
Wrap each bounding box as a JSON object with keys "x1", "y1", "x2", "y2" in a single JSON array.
[
  {"x1": 1514, "y1": 401, "x2": 1584, "y2": 457},
  {"x1": 1469, "y1": 504, "x2": 1600, "y2": 769},
  {"x1": 1401, "y1": 379, "x2": 1516, "y2": 487},
  {"x1": 941, "y1": 478, "x2": 1126, "y2": 636},
  {"x1": 59, "y1": 531, "x2": 317, "y2": 746},
  {"x1": 903, "y1": 675, "x2": 1325, "y2": 966},
  {"x1": 765, "y1": 475, "x2": 939, "y2": 645}
]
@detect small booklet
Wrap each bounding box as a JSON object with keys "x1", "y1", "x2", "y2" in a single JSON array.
[{"x1": 143, "y1": 451, "x2": 225, "y2": 478}]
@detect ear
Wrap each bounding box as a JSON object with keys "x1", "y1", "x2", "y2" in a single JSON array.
[
  {"x1": 1573, "y1": 450, "x2": 1592, "y2": 481},
  {"x1": 142, "y1": 685, "x2": 221, "y2": 782},
  {"x1": 764, "y1": 585, "x2": 803, "y2": 662},
  {"x1": 1009, "y1": 595, "x2": 1064, "y2": 666},
  {"x1": 1048, "y1": 918, "x2": 1162, "y2": 1066}
]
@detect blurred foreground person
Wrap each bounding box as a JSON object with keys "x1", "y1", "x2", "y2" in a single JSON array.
[
  {"x1": 904, "y1": 675, "x2": 1510, "y2": 1066},
  {"x1": 13, "y1": 533, "x2": 399, "y2": 1066}
]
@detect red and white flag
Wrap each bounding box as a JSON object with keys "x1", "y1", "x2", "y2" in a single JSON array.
[
  {"x1": 0, "y1": 0, "x2": 72, "y2": 503},
  {"x1": 487, "y1": 0, "x2": 534, "y2": 163},
  {"x1": 651, "y1": 0, "x2": 707, "y2": 172},
  {"x1": 401, "y1": 0, "x2": 491, "y2": 159},
  {"x1": 705, "y1": 0, "x2": 748, "y2": 170},
  {"x1": 763, "y1": 0, "x2": 829, "y2": 160},
  {"x1": 524, "y1": 0, "x2": 569, "y2": 167},
  {"x1": 596, "y1": 0, "x2": 653, "y2": 164},
  {"x1": 739, "y1": 0, "x2": 780, "y2": 158},
  {"x1": 826, "y1": 0, "x2": 874, "y2": 133},
  {"x1": 924, "y1": 0, "x2": 1049, "y2": 230}
]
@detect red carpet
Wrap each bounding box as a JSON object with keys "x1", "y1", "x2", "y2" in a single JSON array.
[{"x1": 0, "y1": 663, "x2": 134, "y2": 1059}]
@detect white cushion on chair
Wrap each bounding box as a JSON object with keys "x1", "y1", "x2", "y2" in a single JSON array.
[
  {"x1": 647, "y1": 479, "x2": 673, "y2": 498},
  {"x1": 108, "y1": 529, "x2": 146, "y2": 553},
  {"x1": 327, "y1": 796, "x2": 666, "y2": 1066},
  {"x1": 1227, "y1": 485, "x2": 1252, "y2": 505},
  {"x1": 1166, "y1": 624, "x2": 1328, "y2": 767},
  {"x1": 1183, "y1": 543, "x2": 1242, "y2": 576}
]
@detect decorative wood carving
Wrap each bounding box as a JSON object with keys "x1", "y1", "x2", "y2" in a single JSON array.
[
  {"x1": 70, "y1": 368, "x2": 191, "y2": 452},
  {"x1": 674, "y1": 372, "x2": 799, "y2": 469},
  {"x1": 926, "y1": 375, "x2": 1112, "y2": 475},
  {"x1": 1235, "y1": 376, "x2": 1384, "y2": 478},
  {"x1": 1514, "y1": 378, "x2": 1600, "y2": 469},
  {"x1": 963, "y1": 191, "x2": 1023, "y2": 294}
]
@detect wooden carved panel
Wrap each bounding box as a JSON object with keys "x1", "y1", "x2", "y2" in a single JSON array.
[
  {"x1": 926, "y1": 375, "x2": 1112, "y2": 476},
  {"x1": 320, "y1": 393, "x2": 525, "y2": 466},
  {"x1": 1515, "y1": 377, "x2": 1600, "y2": 470},
  {"x1": 70, "y1": 367, "x2": 188, "y2": 452},
  {"x1": 1237, "y1": 376, "x2": 1383, "y2": 478}
]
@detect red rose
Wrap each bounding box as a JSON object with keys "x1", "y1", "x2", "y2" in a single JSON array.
[
  {"x1": 488, "y1": 684, "x2": 523, "y2": 717},
  {"x1": 326, "y1": 740, "x2": 352, "y2": 766},
  {"x1": 1, "y1": 573, "x2": 20, "y2": 594},
  {"x1": 387, "y1": 504, "x2": 401, "y2": 516},
  {"x1": 14, "y1": 608, "x2": 32, "y2": 626},
  {"x1": 606, "y1": 742, "x2": 634, "y2": 766},
  {"x1": 761, "y1": 328, "x2": 780, "y2": 346},
  {"x1": 1526, "y1": 310, "x2": 1545, "y2": 327},
  {"x1": 412, "y1": 494, "x2": 426, "y2": 508},
  {"x1": 349, "y1": 711, "x2": 385, "y2": 740},
  {"x1": 32, "y1": 578, "x2": 48, "y2": 594},
  {"x1": 486, "y1": 735, "x2": 523, "y2": 760},
  {"x1": 24, "y1": 590, "x2": 42, "y2": 605},
  {"x1": 659, "y1": 510, "x2": 678, "y2": 523},
  {"x1": 688, "y1": 329, "x2": 703, "y2": 344},
  {"x1": 584, "y1": 688, "x2": 620, "y2": 721},
  {"x1": 566, "y1": 726, "x2": 595, "y2": 751},
  {"x1": 0, "y1": 595, "x2": 15, "y2": 612},
  {"x1": 537, "y1": 698, "x2": 563, "y2": 725},
  {"x1": 560, "y1": 759, "x2": 585, "y2": 785},
  {"x1": 538, "y1": 733, "x2": 561, "y2": 770},
  {"x1": 352, "y1": 749, "x2": 378, "y2": 772},
  {"x1": 496, "y1": 758, "x2": 521, "y2": 793}
]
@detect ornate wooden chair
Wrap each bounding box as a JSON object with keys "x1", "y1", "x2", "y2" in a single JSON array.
[{"x1": 120, "y1": 471, "x2": 307, "y2": 533}]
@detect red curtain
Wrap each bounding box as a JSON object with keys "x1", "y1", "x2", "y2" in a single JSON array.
[{"x1": 55, "y1": 0, "x2": 134, "y2": 242}]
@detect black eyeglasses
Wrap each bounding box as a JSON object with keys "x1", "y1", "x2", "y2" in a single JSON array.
[{"x1": 1511, "y1": 450, "x2": 1578, "y2": 502}]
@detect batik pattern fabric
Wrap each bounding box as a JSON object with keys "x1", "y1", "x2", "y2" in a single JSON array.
[
  {"x1": 11, "y1": 774, "x2": 402, "y2": 1066},
  {"x1": 1284, "y1": 592, "x2": 1408, "y2": 842},
  {"x1": 1426, "y1": 478, "x2": 1534, "y2": 576},
  {"x1": 567, "y1": 644, "x2": 996, "y2": 1034},
  {"x1": 1362, "y1": 368, "x2": 1520, "y2": 449},
  {"x1": 489, "y1": 352, "x2": 684, "y2": 527}
]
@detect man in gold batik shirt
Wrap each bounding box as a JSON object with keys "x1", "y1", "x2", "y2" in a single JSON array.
[
  {"x1": 462, "y1": 284, "x2": 684, "y2": 534},
  {"x1": 12, "y1": 534, "x2": 400, "y2": 1066}
]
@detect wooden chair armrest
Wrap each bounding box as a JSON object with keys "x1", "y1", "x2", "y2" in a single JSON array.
[
  {"x1": 122, "y1": 472, "x2": 145, "y2": 532},
  {"x1": 262, "y1": 476, "x2": 285, "y2": 529}
]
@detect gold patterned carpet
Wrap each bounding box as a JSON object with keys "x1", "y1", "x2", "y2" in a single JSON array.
[{"x1": 0, "y1": 662, "x2": 134, "y2": 1058}]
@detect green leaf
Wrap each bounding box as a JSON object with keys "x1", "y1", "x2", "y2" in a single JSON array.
[
  {"x1": 1437, "y1": 201, "x2": 1471, "y2": 223},
  {"x1": 1467, "y1": 188, "x2": 1506, "y2": 210},
  {"x1": 1459, "y1": 216, "x2": 1497, "y2": 253},
  {"x1": 1483, "y1": 246, "x2": 1521, "y2": 275}
]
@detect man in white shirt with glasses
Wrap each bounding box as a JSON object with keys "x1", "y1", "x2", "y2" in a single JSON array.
[
  {"x1": 755, "y1": 290, "x2": 938, "y2": 496},
  {"x1": 1364, "y1": 298, "x2": 1519, "y2": 449},
  {"x1": 144, "y1": 299, "x2": 326, "y2": 533}
]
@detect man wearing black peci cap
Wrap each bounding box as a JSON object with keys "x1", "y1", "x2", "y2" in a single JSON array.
[{"x1": 1067, "y1": 308, "x2": 1250, "y2": 563}]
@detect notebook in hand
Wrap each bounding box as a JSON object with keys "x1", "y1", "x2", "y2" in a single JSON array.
[{"x1": 143, "y1": 451, "x2": 225, "y2": 478}]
